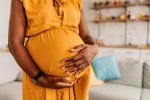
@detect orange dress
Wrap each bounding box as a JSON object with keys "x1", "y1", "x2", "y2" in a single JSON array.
[{"x1": 20, "y1": 0, "x2": 91, "y2": 100}]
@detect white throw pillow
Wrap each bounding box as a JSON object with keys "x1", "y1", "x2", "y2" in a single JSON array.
[
  {"x1": 0, "y1": 52, "x2": 21, "y2": 85},
  {"x1": 107, "y1": 60, "x2": 143, "y2": 88}
]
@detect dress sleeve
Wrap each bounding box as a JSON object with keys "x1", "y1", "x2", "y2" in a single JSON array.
[{"x1": 78, "y1": 0, "x2": 83, "y2": 11}]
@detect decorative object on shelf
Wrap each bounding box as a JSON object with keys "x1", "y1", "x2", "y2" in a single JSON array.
[
  {"x1": 90, "y1": 1, "x2": 150, "y2": 47},
  {"x1": 138, "y1": 13, "x2": 150, "y2": 20},
  {"x1": 119, "y1": 14, "x2": 126, "y2": 21},
  {"x1": 92, "y1": 0, "x2": 132, "y2": 9},
  {"x1": 124, "y1": 0, "x2": 130, "y2": 4},
  {"x1": 91, "y1": 1, "x2": 149, "y2": 10},
  {"x1": 147, "y1": 44, "x2": 150, "y2": 47},
  {"x1": 105, "y1": 1, "x2": 110, "y2": 6}
]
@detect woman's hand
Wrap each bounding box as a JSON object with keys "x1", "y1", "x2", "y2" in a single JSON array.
[
  {"x1": 61, "y1": 44, "x2": 98, "y2": 75},
  {"x1": 38, "y1": 75, "x2": 77, "y2": 89}
]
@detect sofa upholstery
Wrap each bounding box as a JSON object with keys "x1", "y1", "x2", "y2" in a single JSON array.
[
  {"x1": 143, "y1": 61, "x2": 150, "y2": 89},
  {"x1": 0, "y1": 52, "x2": 22, "y2": 100},
  {"x1": 0, "y1": 82, "x2": 22, "y2": 100},
  {"x1": 108, "y1": 61, "x2": 143, "y2": 88},
  {"x1": 0, "y1": 52, "x2": 21, "y2": 85},
  {"x1": 89, "y1": 60, "x2": 150, "y2": 100},
  {"x1": 90, "y1": 83, "x2": 142, "y2": 100},
  {"x1": 1, "y1": 52, "x2": 150, "y2": 100},
  {"x1": 141, "y1": 89, "x2": 150, "y2": 100}
]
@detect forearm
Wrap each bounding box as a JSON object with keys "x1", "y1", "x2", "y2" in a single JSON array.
[
  {"x1": 82, "y1": 35, "x2": 97, "y2": 45},
  {"x1": 8, "y1": 42, "x2": 40, "y2": 78},
  {"x1": 79, "y1": 12, "x2": 97, "y2": 46}
]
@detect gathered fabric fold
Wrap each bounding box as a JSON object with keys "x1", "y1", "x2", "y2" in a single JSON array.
[{"x1": 53, "y1": 0, "x2": 67, "y2": 17}]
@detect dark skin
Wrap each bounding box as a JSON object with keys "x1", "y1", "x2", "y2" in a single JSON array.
[
  {"x1": 61, "y1": 13, "x2": 98, "y2": 76},
  {"x1": 8, "y1": 0, "x2": 98, "y2": 89}
]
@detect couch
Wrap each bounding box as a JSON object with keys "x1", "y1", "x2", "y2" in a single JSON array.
[
  {"x1": 1, "y1": 52, "x2": 150, "y2": 100},
  {"x1": 0, "y1": 52, "x2": 22, "y2": 100},
  {"x1": 89, "y1": 60, "x2": 150, "y2": 100}
]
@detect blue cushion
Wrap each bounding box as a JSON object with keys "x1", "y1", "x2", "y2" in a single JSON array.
[{"x1": 92, "y1": 55, "x2": 121, "y2": 81}]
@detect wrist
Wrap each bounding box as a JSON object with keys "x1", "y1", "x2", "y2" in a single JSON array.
[
  {"x1": 92, "y1": 43, "x2": 99, "y2": 57},
  {"x1": 82, "y1": 35, "x2": 96, "y2": 45},
  {"x1": 38, "y1": 75, "x2": 47, "y2": 86},
  {"x1": 32, "y1": 71, "x2": 45, "y2": 84}
]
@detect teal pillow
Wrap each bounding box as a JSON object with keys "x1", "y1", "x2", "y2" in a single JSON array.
[{"x1": 92, "y1": 55, "x2": 121, "y2": 81}]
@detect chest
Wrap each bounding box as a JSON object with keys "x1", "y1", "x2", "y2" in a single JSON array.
[{"x1": 22, "y1": 0, "x2": 80, "y2": 21}]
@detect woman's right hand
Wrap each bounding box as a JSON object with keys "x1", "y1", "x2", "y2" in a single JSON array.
[{"x1": 38, "y1": 75, "x2": 77, "y2": 89}]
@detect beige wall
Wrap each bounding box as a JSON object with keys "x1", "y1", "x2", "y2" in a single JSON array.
[
  {"x1": 83, "y1": 0, "x2": 150, "y2": 46},
  {"x1": 0, "y1": 0, "x2": 149, "y2": 47}
]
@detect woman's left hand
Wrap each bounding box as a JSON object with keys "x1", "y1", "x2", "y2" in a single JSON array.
[{"x1": 61, "y1": 44, "x2": 98, "y2": 75}]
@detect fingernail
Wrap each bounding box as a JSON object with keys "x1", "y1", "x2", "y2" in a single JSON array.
[
  {"x1": 70, "y1": 48, "x2": 74, "y2": 51},
  {"x1": 66, "y1": 71, "x2": 70, "y2": 74},
  {"x1": 70, "y1": 48, "x2": 76, "y2": 52},
  {"x1": 61, "y1": 60, "x2": 65, "y2": 63},
  {"x1": 61, "y1": 66, "x2": 65, "y2": 69},
  {"x1": 66, "y1": 77, "x2": 70, "y2": 80}
]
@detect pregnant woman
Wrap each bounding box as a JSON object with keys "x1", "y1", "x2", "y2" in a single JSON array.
[{"x1": 8, "y1": 0, "x2": 98, "y2": 100}]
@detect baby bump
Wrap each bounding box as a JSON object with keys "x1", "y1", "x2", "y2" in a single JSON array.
[{"x1": 25, "y1": 27, "x2": 85, "y2": 81}]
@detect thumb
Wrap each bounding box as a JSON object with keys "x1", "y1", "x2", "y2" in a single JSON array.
[
  {"x1": 55, "y1": 76, "x2": 71, "y2": 83},
  {"x1": 70, "y1": 44, "x2": 87, "y2": 52}
]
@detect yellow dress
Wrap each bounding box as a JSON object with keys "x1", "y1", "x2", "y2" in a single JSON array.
[{"x1": 21, "y1": 0, "x2": 91, "y2": 100}]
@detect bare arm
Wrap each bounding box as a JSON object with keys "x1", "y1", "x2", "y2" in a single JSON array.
[
  {"x1": 8, "y1": 0, "x2": 40, "y2": 78},
  {"x1": 79, "y1": 12, "x2": 97, "y2": 45},
  {"x1": 8, "y1": 0, "x2": 75, "y2": 88}
]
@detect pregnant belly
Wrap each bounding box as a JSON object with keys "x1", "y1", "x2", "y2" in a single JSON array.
[{"x1": 25, "y1": 27, "x2": 86, "y2": 81}]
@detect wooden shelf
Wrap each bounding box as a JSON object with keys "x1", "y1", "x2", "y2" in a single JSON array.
[
  {"x1": 99, "y1": 45, "x2": 150, "y2": 49},
  {"x1": 92, "y1": 18, "x2": 150, "y2": 23},
  {"x1": 92, "y1": 19, "x2": 125, "y2": 23},
  {"x1": 91, "y1": 2, "x2": 150, "y2": 10},
  {"x1": 91, "y1": 1, "x2": 150, "y2": 46}
]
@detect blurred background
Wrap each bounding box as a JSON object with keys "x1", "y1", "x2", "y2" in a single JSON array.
[
  {"x1": 0, "y1": 0, "x2": 150, "y2": 100},
  {"x1": 1, "y1": 0, "x2": 150, "y2": 61}
]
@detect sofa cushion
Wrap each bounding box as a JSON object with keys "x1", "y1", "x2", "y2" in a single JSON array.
[
  {"x1": 92, "y1": 55, "x2": 121, "y2": 80},
  {"x1": 107, "y1": 60, "x2": 143, "y2": 88},
  {"x1": 0, "y1": 81, "x2": 22, "y2": 100},
  {"x1": 0, "y1": 52, "x2": 21, "y2": 85},
  {"x1": 141, "y1": 88, "x2": 150, "y2": 100},
  {"x1": 89, "y1": 83, "x2": 142, "y2": 100},
  {"x1": 143, "y1": 61, "x2": 150, "y2": 89}
]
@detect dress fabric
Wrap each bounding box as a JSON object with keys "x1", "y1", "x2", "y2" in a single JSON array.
[{"x1": 21, "y1": 0, "x2": 91, "y2": 100}]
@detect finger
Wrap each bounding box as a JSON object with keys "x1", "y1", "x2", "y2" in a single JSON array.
[
  {"x1": 73, "y1": 59, "x2": 86, "y2": 67},
  {"x1": 63, "y1": 53, "x2": 83, "y2": 63},
  {"x1": 69, "y1": 79, "x2": 78, "y2": 85},
  {"x1": 71, "y1": 53, "x2": 83, "y2": 61},
  {"x1": 62, "y1": 58, "x2": 85, "y2": 69},
  {"x1": 75, "y1": 64, "x2": 88, "y2": 75},
  {"x1": 53, "y1": 76, "x2": 71, "y2": 83},
  {"x1": 61, "y1": 57, "x2": 73, "y2": 63},
  {"x1": 56, "y1": 79, "x2": 78, "y2": 88},
  {"x1": 56, "y1": 82, "x2": 72, "y2": 87},
  {"x1": 66, "y1": 67, "x2": 80, "y2": 74},
  {"x1": 70, "y1": 44, "x2": 87, "y2": 52},
  {"x1": 61, "y1": 63, "x2": 74, "y2": 69},
  {"x1": 61, "y1": 48, "x2": 86, "y2": 63},
  {"x1": 66, "y1": 62, "x2": 88, "y2": 74}
]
